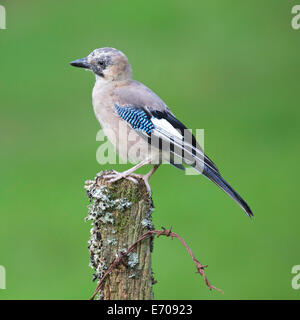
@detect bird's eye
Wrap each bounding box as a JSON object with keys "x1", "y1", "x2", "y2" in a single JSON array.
[{"x1": 98, "y1": 61, "x2": 105, "y2": 66}]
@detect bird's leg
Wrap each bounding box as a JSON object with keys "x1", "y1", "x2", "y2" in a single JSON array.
[
  {"x1": 103, "y1": 159, "x2": 151, "y2": 184},
  {"x1": 131, "y1": 164, "x2": 160, "y2": 195}
]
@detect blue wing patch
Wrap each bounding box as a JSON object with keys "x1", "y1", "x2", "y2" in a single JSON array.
[{"x1": 115, "y1": 105, "x2": 154, "y2": 134}]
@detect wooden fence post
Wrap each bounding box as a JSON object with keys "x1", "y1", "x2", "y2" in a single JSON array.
[{"x1": 85, "y1": 170, "x2": 155, "y2": 300}]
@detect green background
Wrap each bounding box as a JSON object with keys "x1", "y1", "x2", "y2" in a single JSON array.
[{"x1": 1, "y1": 0, "x2": 299, "y2": 299}]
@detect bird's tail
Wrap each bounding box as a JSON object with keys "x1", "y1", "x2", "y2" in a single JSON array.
[{"x1": 199, "y1": 164, "x2": 253, "y2": 217}]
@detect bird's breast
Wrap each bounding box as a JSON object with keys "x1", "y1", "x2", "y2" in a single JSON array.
[{"x1": 92, "y1": 85, "x2": 158, "y2": 164}]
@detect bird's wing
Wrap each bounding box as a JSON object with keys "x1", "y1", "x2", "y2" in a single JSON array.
[
  {"x1": 113, "y1": 81, "x2": 220, "y2": 174},
  {"x1": 113, "y1": 81, "x2": 253, "y2": 217}
]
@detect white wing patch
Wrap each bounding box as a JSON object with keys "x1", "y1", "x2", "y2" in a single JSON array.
[{"x1": 151, "y1": 118, "x2": 183, "y2": 139}]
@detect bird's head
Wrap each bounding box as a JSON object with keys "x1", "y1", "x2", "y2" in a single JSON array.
[{"x1": 70, "y1": 47, "x2": 132, "y2": 81}]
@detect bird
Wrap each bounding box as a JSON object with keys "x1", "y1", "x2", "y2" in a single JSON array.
[{"x1": 70, "y1": 47, "x2": 253, "y2": 217}]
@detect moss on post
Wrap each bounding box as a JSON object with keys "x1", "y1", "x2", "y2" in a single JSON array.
[{"x1": 85, "y1": 170, "x2": 155, "y2": 300}]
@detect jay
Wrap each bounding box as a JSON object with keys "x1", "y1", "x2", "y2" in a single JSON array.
[{"x1": 70, "y1": 47, "x2": 253, "y2": 217}]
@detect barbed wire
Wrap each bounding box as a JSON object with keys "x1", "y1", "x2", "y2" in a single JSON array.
[{"x1": 90, "y1": 226, "x2": 223, "y2": 300}]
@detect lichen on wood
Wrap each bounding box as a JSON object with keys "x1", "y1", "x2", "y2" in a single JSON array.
[{"x1": 84, "y1": 170, "x2": 155, "y2": 300}]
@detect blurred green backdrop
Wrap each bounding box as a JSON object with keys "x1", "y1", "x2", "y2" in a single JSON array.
[{"x1": 1, "y1": 0, "x2": 299, "y2": 299}]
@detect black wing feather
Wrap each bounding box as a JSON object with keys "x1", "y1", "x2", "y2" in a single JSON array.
[{"x1": 150, "y1": 110, "x2": 220, "y2": 174}]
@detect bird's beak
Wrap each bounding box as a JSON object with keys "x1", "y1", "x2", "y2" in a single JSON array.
[{"x1": 70, "y1": 57, "x2": 90, "y2": 69}]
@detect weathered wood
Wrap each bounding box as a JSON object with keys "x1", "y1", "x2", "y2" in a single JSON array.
[{"x1": 85, "y1": 170, "x2": 155, "y2": 300}]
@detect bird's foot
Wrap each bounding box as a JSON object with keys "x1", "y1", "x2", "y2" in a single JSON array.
[
  {"x1": 131, "y1": 173, "x2": 153, "y2": 196},
  {"x1": 102, "y1": 170, "x2": 139, "y2": 184},
  {"x1": 102, "y1": 168, "x2": 155, "y2": 196}
]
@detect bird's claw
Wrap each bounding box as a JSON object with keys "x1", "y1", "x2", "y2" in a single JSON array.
[
  {"x1": 102, "y1": 171, "x2": 153, "y2": 196},
  {"x1": 102, "y1": 170, "x2": 139, "y2": 184}
]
